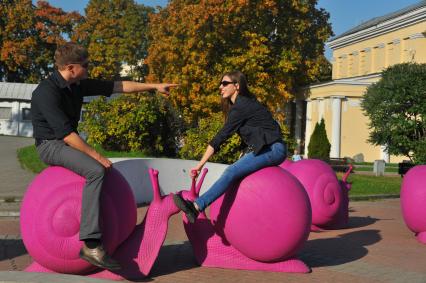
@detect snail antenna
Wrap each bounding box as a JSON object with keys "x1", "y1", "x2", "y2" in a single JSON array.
[
  {"x1": 149, "y1": 168, "x2": 161, "y2": 202},
  {"x1": 341, "y1": 164, "x2": 353, "y2": 189},
  {"x1": 195, "y1": 168, "x2": 208, "y2": 195}
]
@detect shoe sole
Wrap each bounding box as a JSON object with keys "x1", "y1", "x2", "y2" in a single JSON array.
[
  {"x1": 173, "y1": 194, "x2": 196, "y2": 223},
  {"x1": 79, "y1": 251, "x2": 121, "y2": 271}
]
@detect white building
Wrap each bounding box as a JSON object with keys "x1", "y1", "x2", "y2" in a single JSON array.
[{"x1": 0, "y1": 82, "x2": 37, "y2": 137}]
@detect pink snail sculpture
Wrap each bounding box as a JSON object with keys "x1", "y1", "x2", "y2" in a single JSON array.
[
  {"x1": 400, "y1": 165, "x2": 426, "y2": 244},
  {"x1": 21, "y1": 166, "x2": 179, "y2": 280},
  {"x1": 280, "y1": 159, "x2": 352, "y2": 231},
  {"x1": 178, "y1": 166, "x2": 312, "y2": 273}
]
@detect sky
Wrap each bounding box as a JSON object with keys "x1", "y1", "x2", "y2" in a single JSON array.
[{"x1": 39, "y1": 0, "x2": 421, "y2": 59}]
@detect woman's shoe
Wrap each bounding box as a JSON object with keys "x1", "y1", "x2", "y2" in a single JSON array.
[{"x1": 173, "y1": 194, "x2": 199, "y2": 223}]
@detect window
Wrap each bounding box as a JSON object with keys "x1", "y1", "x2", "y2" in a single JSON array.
[
  {"x1": 22, "y1": 108, "x2": 31, "y2": 121},
  {"x1": 0, "y1": 107, "x2": 12, "y2": 120}
]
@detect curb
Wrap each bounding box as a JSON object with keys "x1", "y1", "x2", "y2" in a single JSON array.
[
  {"x1": 0, "y1": 197, "x2": 22, "y2": 203},
  {"x1": 0, "y1": 271, "x2": 116, "y2": 283},
  {"x1": 349, "y1": 194, "x2": 400, "y2": 201}
]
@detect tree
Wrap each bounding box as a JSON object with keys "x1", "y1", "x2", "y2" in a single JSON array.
[
  {"x1": 0, "y1": 0, "x2": 83, "y2": 82},
  {"x1": 308, "y1": 118, "x2": 331, "y2": 160},
  {"x1": 362, "y1": 63, "x2": 426, "y2": 163},
  {"x1": 73, "y1": 0, "x2": 154, "y2": 80},
  {"x1": 145, "y1": 0, "x2": 333, "y2": 125}
]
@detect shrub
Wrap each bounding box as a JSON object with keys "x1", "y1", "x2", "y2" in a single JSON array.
[
  {"x1": 79, "y1": 93, "x2": 181, "y2": 156},
  {"x1": 178, "y1": 112, "x2": 242, "y2": 164},
  {"x1": 308, "y1": 118, "x2": 331, "y2": 160}
]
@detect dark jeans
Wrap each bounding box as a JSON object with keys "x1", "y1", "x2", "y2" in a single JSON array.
[
  {"x1": 195, "y1": 141, "x2": 286, "y2": 211},
  {"x1": 36, "y1": 140, "x2": 105, "y2": 240}
]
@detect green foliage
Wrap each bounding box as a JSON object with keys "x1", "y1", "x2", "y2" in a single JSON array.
[
  {"x1": 79, "y1": 94, "x2": 180, "y2": 156},
  {"x1": 308, "y1": 118, "x2": 331, "y2": 160},
  {"x1": 362, "y1": 63, "x2": 426, "y2": 163},
  {"x1": 73, "y1": 0, "x2": 154, "y2": 80},
  {"x1": 179, "y1": 112, "x2": 242, "y2": 164}
]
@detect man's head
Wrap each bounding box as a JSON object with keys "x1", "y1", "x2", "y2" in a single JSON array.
[{"x1": 54, "y1": 42, "x2": 89, "y2": 82}]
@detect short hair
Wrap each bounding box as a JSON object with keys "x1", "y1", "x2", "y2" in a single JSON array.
[{"x1": 54, "y1": 42, "x2": 88, "y2": 69}]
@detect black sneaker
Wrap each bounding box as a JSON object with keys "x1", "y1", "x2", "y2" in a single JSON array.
[{"x1": 173, "y1": 194, "x2": 199, "y2": 223}]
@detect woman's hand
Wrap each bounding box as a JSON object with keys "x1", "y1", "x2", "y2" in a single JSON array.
[{"x1": 190, "y1": 165, "x2": 203, "y2": 177}]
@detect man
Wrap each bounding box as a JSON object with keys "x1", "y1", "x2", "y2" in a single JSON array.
[{"x1": 31, "y1": 42, "x2": 177, "y2": 270}]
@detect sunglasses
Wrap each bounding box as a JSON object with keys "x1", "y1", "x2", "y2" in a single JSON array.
[{"x1": 220, "y1": 80, "x2": 234, "y2": 87}]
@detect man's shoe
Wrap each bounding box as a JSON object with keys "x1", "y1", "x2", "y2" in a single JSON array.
[
  {"x1": 173, "y1": 194, "x2": 199, "y2": 224},
  {"x1": 79, "y1": 243, "x2": 121, "y2": 270}
]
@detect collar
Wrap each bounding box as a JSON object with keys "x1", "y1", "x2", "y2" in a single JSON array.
[{"x1": 51, "y1": 69, "x2": 70, "y2": 89}]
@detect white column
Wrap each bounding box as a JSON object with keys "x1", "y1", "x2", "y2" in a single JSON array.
[
  {"x1": 318, "y1": 98, "x2": 324, "y2": 121},
  {"x1": 304, "y1": 99, "x2": 313, "y2": 158},
  {"x1": 294, "y1": 100, "x2": 303, "y2": 151},
  {"x1": 330, "y1": 96, "x2": 344, "y2": 158},
  {"x1": 380, "y1": 145, "x2": 390, "y2": 163}
]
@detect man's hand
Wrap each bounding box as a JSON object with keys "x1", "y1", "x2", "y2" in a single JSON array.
[
  {"x1": 63, "y1": 132, "x2": 112, "y2": 169},
  {"x1": 93, "y1": 152, "x2": 112, "y2": 169},
  {"x1": 156, "y1": 83, "x2": 178, "y2": 96}
]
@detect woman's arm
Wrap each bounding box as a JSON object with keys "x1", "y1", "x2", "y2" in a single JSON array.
[{"x1": 190, "y1": 145, "x2": 215, "y2": 176}]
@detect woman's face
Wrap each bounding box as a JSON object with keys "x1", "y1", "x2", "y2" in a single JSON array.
[{"x1": 219, "y1": 75, "x2": 238, "y2": 99}]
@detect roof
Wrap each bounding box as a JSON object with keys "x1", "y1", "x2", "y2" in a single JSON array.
[
  {"x1": 0, "y1": 82, "x2": 37, "y2": 101},
  {"x1": 330, "y1": 1, "x2": 426, "y2": 41}
]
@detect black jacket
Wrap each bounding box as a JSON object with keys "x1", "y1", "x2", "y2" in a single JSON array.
[{"x1": 209, "y1": 95, "x2": 283, "y2": 155}]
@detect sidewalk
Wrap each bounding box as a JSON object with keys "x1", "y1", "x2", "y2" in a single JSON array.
[
  {"x1": 1, "y1": 199, "x2": 426, "y2": 283},
  {"x1": 0, "y1": 136, "x2": 35, "y2": 198}
]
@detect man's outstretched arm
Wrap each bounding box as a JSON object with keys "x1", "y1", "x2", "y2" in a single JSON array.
[{"x1": 113, "y1": 81, "x2": 178, "y2": 96}]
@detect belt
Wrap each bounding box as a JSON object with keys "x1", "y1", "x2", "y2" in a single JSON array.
[
  {"x1": 35, "y1": 138, "x2": 54, "y2": 147},
  {"x1": 243, "y1": 144, "x2": 255, "y2": 154}
]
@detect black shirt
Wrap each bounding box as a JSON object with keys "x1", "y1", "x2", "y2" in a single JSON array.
[
  {"x1": 31, "y1": 70, "x2": 114, "y2": 140},
  {"x1": 209, "y1": 95, "x2": 283, "y2": 155}
]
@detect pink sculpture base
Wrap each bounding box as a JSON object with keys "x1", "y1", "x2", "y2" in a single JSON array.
[
  {"x1": 24, "y1": 168, "x2": 179, "y2": 281},
  {"x1": 184, "y1": 214, "x2": 310, "y2": 273},
  {"x1": 179, "y1": 167, "x2": 311, "y2": 273}
]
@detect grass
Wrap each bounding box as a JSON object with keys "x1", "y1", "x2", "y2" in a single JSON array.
[
  {"x1": 17, "y1": 145, "x2": 48, "y2": 174},
  {"x1": 337, "y1": 172, "x2": 402, "y2": 196},
  {"x1": 17, "y1": 144, "x2": 147, "y2": 174}
]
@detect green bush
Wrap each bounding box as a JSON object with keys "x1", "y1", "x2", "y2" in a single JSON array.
[
  {"x1": 179, "y1": 112, "x2": 242, "y2": 164},
  {"x1": 79, "y1": 94, "x2": 181, "y2": 156},
  {"x1": 308, "y1": 118, "x2": 331, "y2": 160}
]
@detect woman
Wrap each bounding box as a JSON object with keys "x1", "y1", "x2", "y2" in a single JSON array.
[{"x1": 173, "y1": 71, "x2": 286, "y2": 223}]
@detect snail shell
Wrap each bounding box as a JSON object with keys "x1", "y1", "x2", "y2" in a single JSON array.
[
  {"x1": 21, "y1": 166, "x2": 136, "y2": 274},
  {"x1": 400, "y1": 165, "x2": 426, "y2": 243},
  {"x1": 209, "y1": 166, "x2": 311, "y2": 262},
  {"x1": 280, "y1": 159, "x2": 349, "y2": 229}
]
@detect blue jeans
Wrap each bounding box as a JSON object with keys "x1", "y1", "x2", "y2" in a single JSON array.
[{"x1": 195, "y1": 141, "x2": 286, "y2": 211}]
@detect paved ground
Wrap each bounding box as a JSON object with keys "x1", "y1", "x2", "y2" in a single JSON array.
[
  {"x1": 0, "y1": 136, "x2": 35, "y2": 198},
  {"x1": 1, "y1": 199, "x2": 426, "y2": 283}
]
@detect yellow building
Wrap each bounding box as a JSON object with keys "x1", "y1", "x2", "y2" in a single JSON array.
[{"x1": 291, "y1": 1, "x2": 426, "y2": 162}]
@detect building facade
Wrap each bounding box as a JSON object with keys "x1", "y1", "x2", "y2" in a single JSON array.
[
  {"x1": 292, "y1": 1, "x2": 426, "y2": 162},
  {"x1": 0, "y1": 82, "x2": 37, "y2": 137}
]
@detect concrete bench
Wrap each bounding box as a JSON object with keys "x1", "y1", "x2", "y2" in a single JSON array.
[{"x1": 109, "y1": 158, "x2": 228, "y2": 204}]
